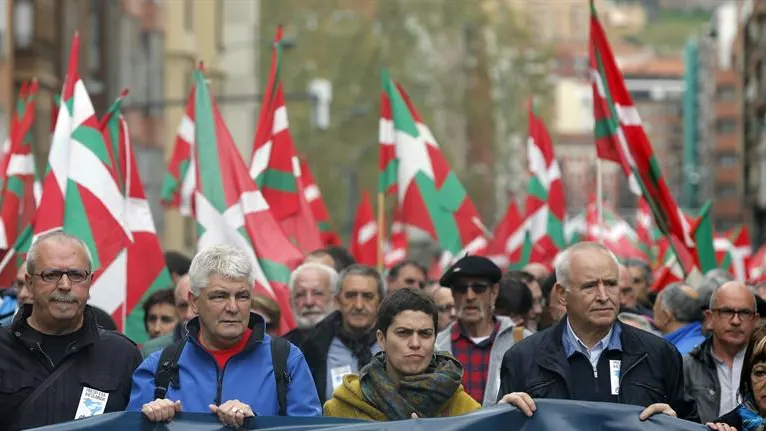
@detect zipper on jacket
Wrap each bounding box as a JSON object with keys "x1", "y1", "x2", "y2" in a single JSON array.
[
  {"x1": 617, "y1": 353, "x2": 648, "y2": 402},
  {"x1": 34, "y1": 342, "x2": 55, "y2": 369}
]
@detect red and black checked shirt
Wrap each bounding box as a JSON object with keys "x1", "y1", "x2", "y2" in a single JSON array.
[{"x1": 450, "y1": 320, "x2": 501, "y2": 403}]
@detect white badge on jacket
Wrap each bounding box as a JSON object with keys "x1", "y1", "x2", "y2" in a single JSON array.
[
  {"x1": 609, "y1": 360, "x2": 621, "y2": 395},
  {"x1": 74, "y1": 387, "x2": 109, "y2": 419},
  {"x1": 330, "y1": 364, "x2": 353, "y2": 390}
]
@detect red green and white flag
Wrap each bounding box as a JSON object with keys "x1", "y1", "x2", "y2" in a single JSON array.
[
  {"x1": 30, "y1": 33, "x2": 133, "y2": 325},
  {"x1": 298, "y1": 156, "x2": 341, "y2": 246},
  {"x1": 99, "y1": 90, "x2": 174, "y2": 342},
  {"x1": 350, "y1": 191, "x2": 377, "y2": 266},
  {"x1": 486, "y1": 199, "x2": 527, "y2": 269},
  {"x1": 583, "y1": 195, "x2": 647, "y2": 261},
  {"x1": 160, "y1": 72, "x2": 197, "y2": 216},
  {"x1": 523, "y1": 100, "x2": 566, "y2": 265},
  {"x1": 590, "y1": 2, "x2": 697, "y2": 278},
  {"x1": 378, "y1": 71, "x2": 487, "y2": 262},
  {"x1": 250, "y1": 26, "x2": 322, "y2": 253},
  {"x1": 384, "y1": 205, "x2": 408, "y2": 269},
  {"x1": 715, "y1": 225, "x2": 751, "y2": 282},
  {"x1": 0, "y1": 80, "x2": 42, "y2": 285},
  {"x1": 167, "y1": 67, "x2": 304, "y2": 334}
]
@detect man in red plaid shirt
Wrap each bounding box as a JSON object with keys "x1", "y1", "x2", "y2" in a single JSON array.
[{"x1": 435, "y1": 256, "x2": 532, "y2": 406}]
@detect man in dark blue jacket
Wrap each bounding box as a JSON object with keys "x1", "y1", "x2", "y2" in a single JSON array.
[
  {"x1": 128, "y1": 245, "x2": 321, "y2": 427},
  {"x1": 497, "y1": 242, "x2": 699, "y2": 423}
]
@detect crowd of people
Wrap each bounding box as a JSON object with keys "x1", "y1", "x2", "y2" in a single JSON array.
[{"x1": 4, "y1": 232, "x2": 766, "y2": 430}]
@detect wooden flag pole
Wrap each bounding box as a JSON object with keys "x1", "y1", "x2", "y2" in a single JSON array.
[{"x1": 377, "y1": 191, "x2": 385, "y2": 273}]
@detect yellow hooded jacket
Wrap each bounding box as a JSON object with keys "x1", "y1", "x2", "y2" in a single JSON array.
[{"x1": 323, "y1": 374, "x2": 481, "y2": 420}]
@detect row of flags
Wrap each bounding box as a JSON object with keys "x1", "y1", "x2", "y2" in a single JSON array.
[{"x1": 1, "y1": 2, "x2": 765, "y2": 345}]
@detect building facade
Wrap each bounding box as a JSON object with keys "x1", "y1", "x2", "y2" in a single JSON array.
[{"x1": 742, "y1": 0, "x2": 766, "y2": 244}]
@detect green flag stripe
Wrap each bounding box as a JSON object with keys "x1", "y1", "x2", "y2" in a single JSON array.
[
  {"x1": 256, "y1": 168, "x2": 297, "y2": 193},
  {"x1": 72, "y1": 126, "x2": 113, "y2": 169},
  {"x1": 527, "y1": 176, "x2": 548, "y2": 201},
  {"x1": 384, "y1": 78, "x2": 419, "y2": 138},
  {"x1": 378, "y1": 160, "x2": 398, "y2": 193},
  {"x1": 414, "y1": 173, "x2": 463, "y2": 254},
  {"x1": 193, "y1": 70, "x2": 227, "y2": 212},
  {"x1": 62, "y1": 182, "x2": 102, "y2": 270},
  {"x1": 259, "y1": 258, "x2": 291, "y2": 285}
]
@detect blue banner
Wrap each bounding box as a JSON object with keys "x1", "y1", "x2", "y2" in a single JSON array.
[{"x1": 30, "y1": 400, "x2": 709, "y2": 430}]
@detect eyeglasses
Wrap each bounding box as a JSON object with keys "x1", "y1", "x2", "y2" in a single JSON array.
[
  {"x1": 451, "y1": 282, "x2": 491, "y2": 295},
  {"x1": 711, "y1": 307, "x2": 756, "y2": 321},
  {"x1": 31, "y1": 269, "x2": 91, "y2": 284}
]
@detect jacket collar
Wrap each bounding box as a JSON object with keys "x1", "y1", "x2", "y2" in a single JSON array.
[
  {"x1": 689, "y1": 336, "x2": 716, "y2": 367},
  {"x1": 185, "y1": 312, "x2": 266, "y2": 351},
  {"x1": 537, "y1": 317, "x2": 646, "y2": 379},
  {"x1": 10, "y1": 303, "x2": 101, "y2": 350}
]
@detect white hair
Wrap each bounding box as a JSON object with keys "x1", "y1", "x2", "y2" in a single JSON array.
[
  {"x1": 288, "y1": 262, "x2": 338, "y2": 293},
  {"x1": 555, "y1": 242, "x2": 619, "y2": 290},
  {"x1": 188, "y1": 245, "x2": 254, "y2": 296},
  {"x1": 27, "y1": 230, "x2": 93, "y2": 275}
]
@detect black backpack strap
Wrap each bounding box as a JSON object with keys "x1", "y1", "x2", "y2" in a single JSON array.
[
  {"x1": 270, "y1": 336, "x2": 292, "y2": 416},
  {"x1": 154, "y1": 337, "x2": 187, "y2": 399}
]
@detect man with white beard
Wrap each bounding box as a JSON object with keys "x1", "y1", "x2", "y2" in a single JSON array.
[
  {"x1": 285, "y1": 263, "x2": 338, "y2": 353},
  {"x1": 288, "y1": 263, "x2": 338, "y2": 328}
]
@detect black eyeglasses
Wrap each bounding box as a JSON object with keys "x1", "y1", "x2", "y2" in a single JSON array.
[
  {"x1": 711, "y1": 307, "x2": 756, "y2": 321},
  {"x1": 31, "y1": 269, "x2": 91, "y2": 284},
  {"x1": 451, "y1": 282, "x2": 491, "y2": 295}
]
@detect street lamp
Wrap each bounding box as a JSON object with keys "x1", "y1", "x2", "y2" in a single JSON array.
[{"x1": 13, "y1": 0, "x2": 33, "y2": 49}]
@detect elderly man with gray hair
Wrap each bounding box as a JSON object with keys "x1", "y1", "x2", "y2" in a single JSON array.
[
  {"x1": 498, "y1": 241, "x2": 698, "y2": 423},
  {"x1": 128, "y1": 244, "x2": 321, "y2": 426},
  {"x1": 653, "y1": 282, "x2": 706, "y2": 355},
  {"x1": 288, "y1": 264, "x2": 385, "y2": 406}
]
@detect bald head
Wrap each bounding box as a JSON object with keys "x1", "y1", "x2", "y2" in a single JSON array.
[
  {"x1": 710, "y1": 281, "x2": 755, "y2": 310},
  {"x1": 523, "y1": 263, "x2": 549, "y2": 282}
]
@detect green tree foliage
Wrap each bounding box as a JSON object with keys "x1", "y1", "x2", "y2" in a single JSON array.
[{"x1": 259, "y1": 0, "x2": 553, "y2": 239}]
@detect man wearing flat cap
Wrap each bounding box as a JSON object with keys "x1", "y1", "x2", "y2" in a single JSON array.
[{"x1": 435, "y1": 255, "x2": 532, "y2": 407}]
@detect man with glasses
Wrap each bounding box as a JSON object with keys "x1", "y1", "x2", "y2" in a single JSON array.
[
  {"x1": 386, "y1": 260, "x2": 428, "y2": 294},
  {"x1": 435, "y1": 255, "x2": 531, "y2": 406},
  {"x1": 0, "y1": 231, "x2": 142, "y2": 430},
  {"x1": 683, "y1": 281, "x2": 758, "y2": 423}
]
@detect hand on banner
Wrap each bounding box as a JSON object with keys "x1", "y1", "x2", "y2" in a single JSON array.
[
  {"x1": 141, "y1": 398, "x2": 182, "y2": 422},
  {"x1": 498, "y1": 392, "x2": 537, "y2": 417},
  {"x1": 706, "y1": 422, "x2": 737, "y2": 431},
  {"x1": 639, "y1": 403, "x2": 676, "y2": 421},
  {"x1": 209, "y1": 400, "x2": 254, "y2": 429}
]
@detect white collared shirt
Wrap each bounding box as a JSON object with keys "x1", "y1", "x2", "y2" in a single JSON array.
[{"x1": 565, "y1": 319, "x2": 614, "y2": 374}]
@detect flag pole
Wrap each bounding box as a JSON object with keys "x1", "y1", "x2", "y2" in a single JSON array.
[
  {"x1": 596, "y1": 159, "x2": 604, "y2": 244},
  {"x1": 377, "y1": 192, "x2": 385, "y2": 273}
]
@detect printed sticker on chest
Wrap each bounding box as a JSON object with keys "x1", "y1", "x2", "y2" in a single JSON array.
[
  {"x1": 609, "y1": 360, "x2": 621, "y2": 396},
  {"x1": 74, "y1": 386, "x2": 109, "y2": 419}
]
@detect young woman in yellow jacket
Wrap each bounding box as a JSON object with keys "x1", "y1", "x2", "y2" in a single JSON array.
[{"x1": 324, "y1": 288, "x2": 481, "y2": 420}]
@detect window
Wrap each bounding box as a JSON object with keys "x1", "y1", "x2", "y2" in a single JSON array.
[
  {"x1": 88, "y1": 0, "x2": 101, "y2": 74},
  {"x1": 184, "y1": 0, "x2": 194, "y2": 32},
  {"x1": 716, "y1": 119, "x2": 737, "y2": 134},
  {"x1": 717, "y1": 85, "x2": 736, "y2": 102},
  {"x1": 716, "y1": 182, "x2": 739, "y2": 198},
  {"x1": 13, "y1": 0, "x2": 33, "y2": 50},
  {"x1": 717, "y1": 152, "x2": 739, "y2": 167}
]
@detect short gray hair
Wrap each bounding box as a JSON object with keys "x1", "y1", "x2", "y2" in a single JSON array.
[
  {"x1": 336, "y1": 264, "x2": 386, "y2": 298},
  {"x1": 555, "y1": 242, "x2": 619, "y2": 289},
  {"x1": 657, "y1": 282, "x2": 703, "y2": 323},
  {"x1": 27, "y1": 230, "x2": 93, "y2": 275},
  {"x1": 189, "y1": 245, "x2": 254, "y2": 296},
  {"x1": 288, "y1": 262, "x2": 338, "y2": 293}
]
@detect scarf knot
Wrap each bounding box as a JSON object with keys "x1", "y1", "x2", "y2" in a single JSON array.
[
  {"x1": 335, "y1": 319, "x2": 377, "y2": 369},
  {"x1": 359, "y1": 351, "x2": 463, "y2": 420}
]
